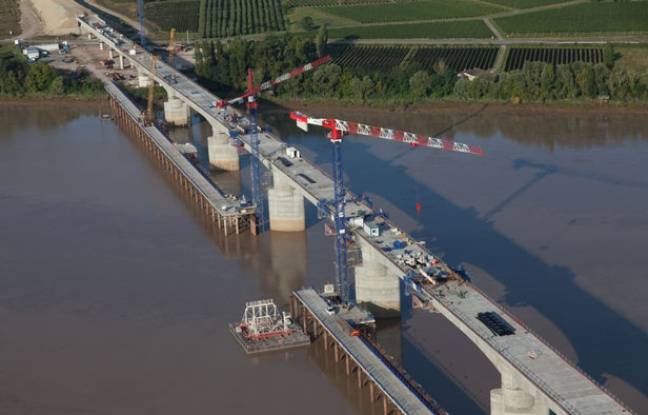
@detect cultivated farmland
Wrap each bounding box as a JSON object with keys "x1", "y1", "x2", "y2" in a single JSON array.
[
  {"x1": 330, "y1": 45, "x2": 410, "y2": 70},
  {"x1": 145, "y1": 1, "x2": 200, "y2": 32},
  {"x1": 198, "y1": 0, "x2": 285, "y2": 37},
  {"x1": 329, "y1": 45, "x2": 499, "y2": 72},
  {"x1": 495, "y1": 3, "x2": 648, "y2": 35},
  {"x1": 324, "y1": 0, "x2": 504, "y2": 23},
  {"x1": 328, "y1": 20, "x2": 492, "y2": 39},
  {"x1": 285, "y1": 0, "x2": 392, "y2": 6},
  {"x1": 414, "y1": 47, "x2": 498, "y2": 72},
  {"x1": 504, "y1": 47, "x2": 603, "y2": 71},
  {"x1": 480, "y1": 0, "x2": 568, "y2": 9}
]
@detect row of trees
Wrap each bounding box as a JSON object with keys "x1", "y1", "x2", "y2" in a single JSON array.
[
  {"x1": 454, "y1": 61, "x2": 647, "y2": 102},
  {"x1": 0, "y1": 48, "x2": 104, "y2": 98},
  {"x1": 194, "y1": 33, "x2": 648, "y2": 103}
]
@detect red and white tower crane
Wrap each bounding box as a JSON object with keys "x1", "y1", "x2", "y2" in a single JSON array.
[
  {"x1": 214, "y1": 55, "x2": 332, "y2": 232},
  {"x1": 289, "y1": 111, "x2": 484, "y2": 303}
]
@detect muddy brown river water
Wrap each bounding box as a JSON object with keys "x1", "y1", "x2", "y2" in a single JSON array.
[{"x1": 0, "y1": 102, "x2": 646, "y2": 414}]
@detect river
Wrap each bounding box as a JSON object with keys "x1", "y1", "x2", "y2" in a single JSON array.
[{"x1": 0, "y1": 101, "x2": 646, "y2": 414}]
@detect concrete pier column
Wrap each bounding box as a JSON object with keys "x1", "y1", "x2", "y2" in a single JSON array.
[
  {"x1": 119, "y1": 54, "x2": 124, "y2": 70},
  {"x1": 354, "y1": 238, "x2": 400, "y2": 317},
  {"x1": 108, "y1": 49, "x2": 113, "y2": 59},
  {"x1": 99, "y1": 41, "x2": 104, "y2": 50},
  {"x1": 490, "y1": 372, "x2": 541, "y2": 415},
  {"x1": 267, "y1": 173, "x2": 305, "y2": 232},
  {"x1": 163, "y1": 90, "x2": 190, "y2": 126},
  {"x1": 137, "y1": 68, "x2": 152, "y2": 88},
  {"x1": 207, "y1": 130, "x2": 239, "y2": 171}
]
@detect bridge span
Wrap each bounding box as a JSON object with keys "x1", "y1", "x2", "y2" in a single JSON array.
[{"x1": 77, "y1": 14, "x2": 633, "y2": 415}]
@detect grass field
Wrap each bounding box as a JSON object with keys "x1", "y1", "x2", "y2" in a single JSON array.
[
  {"x1": 495, "y1": 3, "x2": 648, "y2": 35},
  {"x1": 328, "y1": 20, "x2": 493, "y2": 39},
  {"x1": 480, "y1": 0, "x2": 568, "y2": 9},
  {"x1": 0, "y1": 0, "x2": 21, "y2": 37},
  {"x1": 323, "y1": 0, "x2": 504, "y2": 23}
]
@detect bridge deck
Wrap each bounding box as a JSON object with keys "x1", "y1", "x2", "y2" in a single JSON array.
[
  {"x1": 79, "y1": 15, "x2": 632, "y2": 414},
  {"x1": 294, "y1": 288, "x2": 438, "y2": 415}
]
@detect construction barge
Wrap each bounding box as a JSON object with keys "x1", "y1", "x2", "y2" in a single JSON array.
[{"x1": 229, "y1": 299, "x2": 310, "y2": 354}]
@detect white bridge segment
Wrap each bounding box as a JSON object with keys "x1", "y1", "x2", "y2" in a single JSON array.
[{"x1": 78, "y1": 15, "x2": 632, "y2": 415}]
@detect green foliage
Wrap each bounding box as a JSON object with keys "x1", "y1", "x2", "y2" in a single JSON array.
[
  {"x1": 0, "y1": 46, "x2": 104, "y2": 98},
  {"x1": 324, "y1": 0, "x2": 502, "y2": 23},
  {"x1": 301, "y1": 16, "x2": 315, "y2": 31},
  {"x1": 409, "y1": 70, "x2": 432, "y2": 97},
  {"x1": 496, "y1": 3, "x2": 648, "y2": 35},
  {"x1": 199, "y1": 0, "x2": 286, "y2": 38},
  {"x1": 193, "y1": 34, "x2": 648, "y2": 104}
]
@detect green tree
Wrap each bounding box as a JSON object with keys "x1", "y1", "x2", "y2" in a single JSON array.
[
  {"x1": 312, "y1": 64, "x2": 341, "y2": 96},
  {"x1": 25, "y1": 62, "x2": 56, "y2": 93},
  {"x1": 301, "y1": 16, "x2": 315, "y2": 32},
  {"x1": 603, "y1": 44, "x2": 615, "y2": 69},
  {"x1": 315, "y1": 24, "x2": 328, "y2": 57},
  {"x1": 49, "y1": 76, "x2": 65, "y2": 95},
  {"x1": 409, "y1": 70, "x2": 432, "y2": 98},
  {"x1": 575, "y1": 65, "x2": 596, "y2": 98},
  {"x1": 350, "y1": 75, "x2": 374, "y2": 101}
]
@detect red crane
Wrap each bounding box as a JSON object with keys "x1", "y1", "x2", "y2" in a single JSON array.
[{"x1": 289, "y1": 111, "x2": 484, "y2": 303}]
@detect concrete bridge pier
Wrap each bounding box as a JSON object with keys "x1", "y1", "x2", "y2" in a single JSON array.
[
  {"x1": 99, "y1": 41, "x2": 104, "y2": 51},
  {"x1": 108, "y1": 49, "x2": 113, "y2": 59},
  {"x1": 267, "y1": 173, "x2": 305, "y2": 232},
  {"x1": 119, "y1": 54, "x2": 124, "y2": 70},
  {"x1": 163, "y1": 88, "x2": 190, "y2": 126},
  {"x1": 207, "y1": 125, "x2": 239, "y2": 171},
  {"x1": 137, "y1": 68, "x2": 152, "y2": 88},
  {"x1": 354, "y1": 237, "x2": 400, "y2": 317},
  {"x1": 490, "y1": 370, "x2": 549, "y2": 415}
]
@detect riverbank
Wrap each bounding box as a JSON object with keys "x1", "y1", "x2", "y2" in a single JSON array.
[{"x1": 269, "y1": 97, "x2": 648, "y2": 116}]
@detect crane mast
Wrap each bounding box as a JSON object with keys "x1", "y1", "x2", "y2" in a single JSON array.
[
  {"x1": 136, "y1": 0, "x2": 145, "y2": 47},
  {"x1": 215, "y1": 55, "x2": 332, "y2": 233},
  {"x1": 290, "y1": 111, "x2": 485, "y2": 304}
]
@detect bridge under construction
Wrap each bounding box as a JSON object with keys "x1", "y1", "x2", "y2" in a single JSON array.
[{"x1": 77, "y1": 13, "x2": 634, "y2": 415}]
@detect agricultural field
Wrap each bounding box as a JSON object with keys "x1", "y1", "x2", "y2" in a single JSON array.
[
  {"x1": 328, "y1": 20, "x2": 492, "y2": 39},
  {"x1": 198, "y1": 0, "x2": 286, "y2": 37},
  {"x1": 285, "y1": 0, "x2": 392, "y2": 6},
  {"x1": 145, "y1": 1, "x2": 200, "y2": 32},
  {"x1": 413, "y1": 47, "x2": 498, "y2": 72},
  {"x1": 330, "y1": 45, "x2": 410, "y2": 70},
  {"x1": 495, "y1": 3, "x2": 648, "y2": 36},
  {"x1": 480, "y1": 0, "x2": 568, "y2": 9},
  {"x1": 323, "y1": 0, "x2": 504, "y2": 23},
  {"x1": 329, "y1": 45, "x2": 499, "y2": 72},
  {"x1": 504, "y1": 47, "x2": 603, "y2": 71},
  {"x1": 0, "y1": 0, "x2": 21, "y2": 38}
]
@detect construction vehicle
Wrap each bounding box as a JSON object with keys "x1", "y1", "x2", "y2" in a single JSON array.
[
  {"x1": 214, "y1": 55, "x2": 332, "y2": 233},
  {"x1": 289, "y1": 111, "x2": 484, "y2": 304}
]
